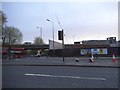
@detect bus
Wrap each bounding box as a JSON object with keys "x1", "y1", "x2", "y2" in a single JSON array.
[
  {"x1": 2, "y1": 47, "x2": 25, "y2": 59},
  {"x1": 11, "y1": 48, "x2": 25, "y2": 58}
]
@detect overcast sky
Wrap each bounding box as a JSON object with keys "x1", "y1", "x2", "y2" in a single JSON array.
[{"x1": 2, "y1": 0, "x2": 119, "y2": 44}]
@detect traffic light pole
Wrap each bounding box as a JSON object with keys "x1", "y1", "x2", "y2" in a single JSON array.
[{"x1": 56, "y1": 16, "x2": 65, "y2": 62}]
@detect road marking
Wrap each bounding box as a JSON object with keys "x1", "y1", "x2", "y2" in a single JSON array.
[{"x1": 25, "y1": 73, "x2": 106, "y2": 81}]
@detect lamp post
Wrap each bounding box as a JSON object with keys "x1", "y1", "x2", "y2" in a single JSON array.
[
  {"x1": 46, "y1": 19, "x2": 55, "y2": 57},
  {"x1": 37, "y1": 27, "x2": 42, "y2": 44}
]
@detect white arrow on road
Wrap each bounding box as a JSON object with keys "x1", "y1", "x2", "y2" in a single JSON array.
[{"x1": 25, "y1": 73, "x2": 106, "y2": 81}]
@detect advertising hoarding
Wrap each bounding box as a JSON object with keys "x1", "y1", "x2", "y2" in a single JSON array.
[{"x1": 81, "y1": 48, "x2": 108, "y2": 55}]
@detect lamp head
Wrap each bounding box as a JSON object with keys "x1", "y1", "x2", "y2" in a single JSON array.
[{"x1": 46, "y1": 19, "x2": 50, "y2": 21}]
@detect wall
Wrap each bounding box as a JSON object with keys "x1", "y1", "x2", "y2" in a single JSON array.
[{"x1": 48, "y1": 47, "x2": 119, "y2": 57}]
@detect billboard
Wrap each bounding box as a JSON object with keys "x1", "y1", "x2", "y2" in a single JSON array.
[
  {"x1": 81, "y1": 48, "x2": 108, "y2": 55},
  {"x1": 98, "y1": 48, "x2": 108, "y2": 54},
  {"x1": 81, "y1": 49, "x2": 91, "y2": 55}
]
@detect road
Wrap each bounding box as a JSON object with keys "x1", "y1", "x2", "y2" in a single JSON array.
[
  {"x1": 2, "y1": 65, "x2": 118, "y2": 88},
  {"x1": 2, "y1": 56, "x2": 119, "y2": 67}
]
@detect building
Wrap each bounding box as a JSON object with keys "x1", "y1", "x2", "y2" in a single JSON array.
[{"x1": 81, "y1": 37, "x2": 117, "y2": 46}]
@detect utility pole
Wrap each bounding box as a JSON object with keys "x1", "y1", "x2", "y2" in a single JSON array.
[{"x1": 47, "y1": 19, "x2": 55, "y2": 57}]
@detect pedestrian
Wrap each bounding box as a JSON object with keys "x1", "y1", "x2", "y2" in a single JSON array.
[
  {"x1": 89, "y1": 57, "x2": 94, "y2": 62},
  {"x1": 89, "y1": 54, "x2": 94, "y2": 62},
  {"x1": 75, "y1": 58, "x2": 79, "y2": 62}
]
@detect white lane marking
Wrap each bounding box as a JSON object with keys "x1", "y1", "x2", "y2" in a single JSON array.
[{"x1": 25, "y1": 73, "x2": 106, "y2": 81}]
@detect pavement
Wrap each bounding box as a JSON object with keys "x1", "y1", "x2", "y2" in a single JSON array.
[{"x1": 2, "y1": 56, "x2": 119, "y2": 68}]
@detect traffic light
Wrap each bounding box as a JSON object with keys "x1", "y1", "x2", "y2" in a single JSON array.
[{"x1": 58, "y1": 30, "x2": 63, "y2": 40}]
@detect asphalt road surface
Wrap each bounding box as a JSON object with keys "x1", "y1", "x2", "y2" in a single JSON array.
[{"x1": 2, "y1": 66, "x2": 118, "y2": 88}]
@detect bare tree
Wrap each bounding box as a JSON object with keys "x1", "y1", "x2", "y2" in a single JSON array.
[
  {"x1": 34, "y1": 36, "x2": 44, "y2": 45},
  {"x1": 0, "y1": 11, "x2": 7, "y2": 38},
  {"x1": 3, "y1": 26, "x2": 23, "y2": 44},
  {"x1": 1, "y1": 11, "x2": 23, "y2": 45},
  {"x1": 0, "y1": 10, "x2": 7, "y2": 26}
]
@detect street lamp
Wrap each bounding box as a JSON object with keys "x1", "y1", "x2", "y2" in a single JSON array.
[
  {"x1": 46, "y1": 19, "x2": 55, "y2": 57},
  {"x1": 37, "y1": 27, "x2": 42, "y2": 44}
]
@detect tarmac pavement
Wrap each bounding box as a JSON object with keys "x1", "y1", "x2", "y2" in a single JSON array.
[{"x1": 2, "y1": 56, "x2": 119, "y2": 68}]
